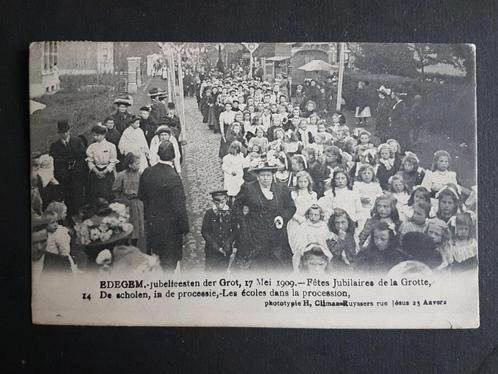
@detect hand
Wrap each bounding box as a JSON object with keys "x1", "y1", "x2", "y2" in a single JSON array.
[
  {"x1": 218, "y1": 247, "x2": 227, "y2": 256},
  {"x1": 338, "y1": 229, "x2": 347, "y2": 241}
]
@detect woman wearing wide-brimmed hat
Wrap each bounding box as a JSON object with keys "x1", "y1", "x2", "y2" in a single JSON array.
[
  {"x1": 74, "y1": 200, "x2": 134, "y2": 269},
  {"x1": 232, "y1": 158, "x2": 296, "y2": 271},
  {"x1": 111, "y1": 95, "x2": 134, "y2": 134}
]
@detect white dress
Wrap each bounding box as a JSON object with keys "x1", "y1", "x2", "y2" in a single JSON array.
[
  {"x1": 287, "y1": 190, "x2": 318, "y2": 257},
  {"x1": 353, "y1": 181, "x2": 383, "y2": 229},
  {"x1": 289, "y1": 219, "x2": 330, "y2": 271},
  {"x1": 318, "y1": 187, "x2": 363, "y2": 223},
  {"x1": 393, "y1": 191, "x2": 411, "y2": 222},
  {"x1": 420, "y1": 170, "x2": 458, "y2": 193},
  {"x1": 222, "y1": 153, "x2": 245, "y2": 196},
  {"x1": 118, "y1": 127, "x2": 149, "y2": 172},
  {"x1": 149, "y1": 135, "x2": 182, "y2": 173}
]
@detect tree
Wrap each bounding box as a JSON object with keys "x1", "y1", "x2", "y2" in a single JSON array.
[
  {"x1": 353, "y1": 43, "x2": 418, "y2": 77},
  {"x1": 409, "y1": 43, "x2": 439, "y2": 76},
  {"x1": 409, "y1": 43, "x2": 472, "y2": 79}
]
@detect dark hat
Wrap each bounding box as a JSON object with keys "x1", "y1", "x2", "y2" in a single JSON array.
[
  {"x1": 57, "y1": 120, "x2": 70, "y2": 133},
  {"x1": 155, "y1": 125, "x2": 171, "y2": 136},
  {"x1": 249, "y1": 158, "x2": 279, "y2": 173},
  {"x1": 31, "y1": 215, "x2": 51, "y2": 233},
  {"x1": 114, "y1": 96, "x2": 132, "y2": 106},
  {"x1": 167, "y1": 102, "x2": 176, "y2": 110},
  {"x1": 148, "y1": 87, "x2": 166, "y2": 97},
  {"x1": 158, "y1": 141, "x2": 176, "y2": 161},
  {"x1": 210, "y1": 190, "x2": 228, "y2": 199},
  {"x1": 232, "y1": 99, "x2": 239, "y2": 104},
  {"x1": 91, "y1": 124, "x2": 108, "y2": 135},
  {"x1": 139, "y1": 106, "x2": 150, "y2": 112},
  {"x1": 128, "y1": 115, "x2": 141, "y2": 124},
  {"x1": 31, "y1": 151, "x2": 42, "y2": 160},
  {"x1": 401, "y1": 232, "x2": 442, "y2": 269}
]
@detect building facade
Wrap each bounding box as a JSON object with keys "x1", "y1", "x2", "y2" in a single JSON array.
[
  {"x1": 29, "y1": 42, "x2": 61, "y2": 98},
  {"x1": 57, "y1": 42, "x2": 114, "y2": 75}
]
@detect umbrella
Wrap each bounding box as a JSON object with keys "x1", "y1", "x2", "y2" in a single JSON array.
[
  {"x1": 30, "y1": 99, "x2": 46, "y2": 115},
  {"x1": 298, "y1": 59, "x2": 336, "y2": 72}
]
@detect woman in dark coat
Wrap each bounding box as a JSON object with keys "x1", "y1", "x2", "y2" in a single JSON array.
[
  {"x1": 233, "y1": 162, "x2": 296, "y2": 271},
  {"x1": 138, "y1": 141, "x2": 189, "y2": 271}
]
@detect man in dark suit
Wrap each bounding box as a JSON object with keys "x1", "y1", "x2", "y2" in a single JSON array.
[
  {"x1": 49, "y1": 120, "x2": 87, "y2": 217},
  {"x1": 138, "y1": 141, "x2": 189, "y2": 271},
  {"x1": 390, "y1": 92, "x2": 409, "y2": 149}
]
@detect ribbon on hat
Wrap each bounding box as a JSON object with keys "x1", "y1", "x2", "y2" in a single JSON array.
[
  {"x1": 404, "y1": 151, "x2": 420, "y2": 165},
  {"x1": 435, "y1": 184, "x2": 460, "y2": 200},
  {"x1": 302, "y1": 242, "x2": 333, "y2": 262},
  {"x1": 427, "y1": 218, "x2": 448, "y2": 231}
]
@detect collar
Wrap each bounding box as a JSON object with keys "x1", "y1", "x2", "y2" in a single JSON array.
[
  {"x1": 157, "y1": 160, "x2": 174, "y2": 167},
  {"x1": 213, "y1": 204, "x2": 230, "y2": 213}
]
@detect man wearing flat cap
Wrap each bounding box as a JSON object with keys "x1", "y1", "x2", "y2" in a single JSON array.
[
  {"x1": 49, "y1": 120, "x2": 87, "y2": 217},
  {"x1": 139, "y1": 141, "x2": 189, "y2": 271}
]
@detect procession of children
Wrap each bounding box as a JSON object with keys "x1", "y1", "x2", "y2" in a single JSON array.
[
  {"x1": 196, "y1": 68, "x2": 477, "y2": 276},
  {"x1": 31, "y1": 64, "x2": 477, "y2": 278}
]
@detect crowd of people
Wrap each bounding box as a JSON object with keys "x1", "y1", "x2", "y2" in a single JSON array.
[
  {"x1": 30, "y1": 65, "x2": 477, "y2": 278},
  {"x1": 31, "y1": 89, "x2": 188, "y2": 277},
  {"x1": 195, "y1": 70, "x2": 477, "y2": 275}
]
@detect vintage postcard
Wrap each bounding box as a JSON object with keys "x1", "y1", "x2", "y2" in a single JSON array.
[{"x1": 30, "y1": 42, "x2": 478, "y2": 328}]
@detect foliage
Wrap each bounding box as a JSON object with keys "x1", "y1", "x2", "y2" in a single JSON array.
[
  {"x1": 353, "y1": 43, "x2": 419, "y2": 77},
  {"x1": 342, "y1": 72, "x2": 475, "y2": 143}
]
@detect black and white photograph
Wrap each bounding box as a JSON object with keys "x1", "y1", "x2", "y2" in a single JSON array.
[{"x1": 29, "y1": 42, "x2": 478, "y2": 328}]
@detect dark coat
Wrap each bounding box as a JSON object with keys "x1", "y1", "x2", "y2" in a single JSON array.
[
  {"x1": 149, "y1": 100, "x2": 167, "y2": 125},
  {"x1": 139, "y1": 118, "x2": 157, "y2": 145},
  {"x1": 138, "y1": 163, "x2": 189, "y2": 266},
  {"x1": 105, "y1": 128, "x2": 121, "y2": 147},
  {"x1": 162, "y1": 114, "x2": 182, "y2": 139},
  {"x1": 111, "y1": 111, "x2": 133, "y2": 134},
  {"x1": 233, "y1": 181, "x2": 296, "y2": 270},
  {"x1": 391, "y1": 100, "x2": 408, "y2": 129},
  {"x1": 201, "y1": 208, "x2": 237, "y2": 271},
  {"x1": 49, "y1": 136, "x2": 87, "y2": 214},
  {"x1": 354, "y1": 246, "x2": 408, "y2": 274}
]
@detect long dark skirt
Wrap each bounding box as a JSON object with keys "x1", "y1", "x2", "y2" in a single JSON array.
[
  {"x1": 87, "y1": 171, "x2": 115, "y2": 203},
  {"x1": 43, "y1": 252, "x2": 72, "y2": 273},
  {"x1": 233, "y1": 220, "x2": 292, "y2": 272},
  {"x1": 207, "y1": 106, "x2": 218, "y2": 130}
]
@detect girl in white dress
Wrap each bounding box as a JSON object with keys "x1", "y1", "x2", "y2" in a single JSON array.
[
  {"x1": 287, "y1": 171, "x2": 318, "y2": 268},
  {"x1": 318, "y1": 169, "x2": 362, "y2": 223},
  {"x1": 221, "y1": 141, "x2": 245, "y2": 205},
  {"x1": 118, "y1": 116, "x2": 149, "y2": 172},
  {"x1": 353, "y1": 165, "x2": 383, "y2": 231},
  {"x1": 389, "y1": 174, "x2": 411, "y2": 222},
  {"x1": 290, "y1": 204, "x2": 330, "y2": 271},
  {"x1": 421, "y1": 150, "x2": 459, "y2": 196}
]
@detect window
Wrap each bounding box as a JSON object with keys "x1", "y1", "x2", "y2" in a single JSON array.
[{"x1": 43, "y1": 42, "x2": 49, "y2": 72}]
